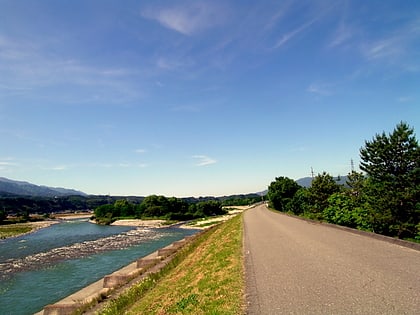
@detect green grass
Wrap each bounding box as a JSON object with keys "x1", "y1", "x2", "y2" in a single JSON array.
[
  {"x1": 96, "y1": 214, "x2": 244, "y2": 315},
  {"x1": 0, "y1": 224, "x2": 33, "y2": 239}
]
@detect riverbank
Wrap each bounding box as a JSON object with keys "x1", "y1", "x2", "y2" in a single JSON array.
[
  {"x1": 0, "y1": 220, "x2": 58, "y2": 239},
  {"x1": 110, "y1": 219, "x2": 167, "y2": 228},
  {"x1": 110, "y1": 206, "x2": 250, "y2": 230}
]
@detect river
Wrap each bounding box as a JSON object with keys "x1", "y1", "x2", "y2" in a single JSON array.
[{"x1": 0, "y1": 219, "x2": 197, "y2": 315}]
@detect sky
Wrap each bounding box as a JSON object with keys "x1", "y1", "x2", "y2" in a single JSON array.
[{"x1": 0, "y1": 0, "x2": 419, "y2": 197}]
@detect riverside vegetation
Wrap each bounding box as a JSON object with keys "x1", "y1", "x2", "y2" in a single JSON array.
[{"x1": 95, "y1": 213, "x2": 244, "y2": 315}]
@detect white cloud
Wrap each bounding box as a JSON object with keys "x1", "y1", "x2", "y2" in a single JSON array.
[
  {"x1": 135, "y1": 149, "x2": 147, "y2": 154},
  {"x1": 192, "y1": 155, "x2": 217, "y2": 166},
  {"x1": 142, "y1": 2, "x2": 225, "y2": 36}
]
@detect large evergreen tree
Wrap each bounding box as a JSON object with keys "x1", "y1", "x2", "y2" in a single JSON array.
[{"x1": 359, "y1": 122, "x2": 420, "y2": 238}]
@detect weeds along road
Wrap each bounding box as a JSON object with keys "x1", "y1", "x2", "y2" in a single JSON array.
[{"x1": 243, "y1": 205, "x2": 420, "y2": 315}]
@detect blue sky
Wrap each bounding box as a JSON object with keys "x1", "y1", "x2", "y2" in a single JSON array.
[{"x1": 1, "y1": 1, "x2": 419, "y2": 197}]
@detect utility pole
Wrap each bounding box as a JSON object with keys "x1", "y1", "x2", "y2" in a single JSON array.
[
  {"x1": 311, "y1": 167, "x2": 315, "y2": 179},
  {"x1": 351, "y1": 159, "x2": 355, "y2": 172}
]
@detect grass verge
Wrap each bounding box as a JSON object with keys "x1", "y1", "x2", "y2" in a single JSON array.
[{"x1": 96, "y1": 214, "x2": 244, "y2": 315}]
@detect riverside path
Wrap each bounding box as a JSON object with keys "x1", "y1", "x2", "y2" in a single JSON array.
[{"x1": 243, "y1": 204, "x2": 420, "y2": 315}]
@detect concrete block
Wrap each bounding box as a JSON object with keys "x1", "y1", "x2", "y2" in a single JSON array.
[
  {"x1": 172, "y1": 240, "x2": 186, "y2": 248},
  {"x1": 157, "y1": 247, "x2": 176, "y2": 257},
  {"x1": 103, "y1": 274, "x2": 130, "y2": 288},
  {"x1": 136, "y1": 257, "x2": 160, "y2": 268},
  {"x1": 43, "y1": 303, "x2": 81, "y2": 315}
]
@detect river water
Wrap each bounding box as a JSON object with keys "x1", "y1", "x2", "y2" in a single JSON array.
[{"x1": 0, "y1": 219, "x2": 197, "y2": 315}]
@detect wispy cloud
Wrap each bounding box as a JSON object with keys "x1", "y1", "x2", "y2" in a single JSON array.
[
  {"x1": 0, "y1": 35, "x2": 143, "y2": 105},
  {"x1": 135, "y1": 149, "x2": 147, "y2": 154},
  {"x1": 362, "y1": 38, "x2": 403, "y2": 61},
  {"x1": 328, "y1": 23, "x2": 353, "y2": 48},
  {"x1": 192, "y1": 155, "x2": 217, "y2": 166},
  {"x1": 142, "y1": 2, "x2": 226, "y2": 36},
  {"x1": 273, "y1": 16, "x2": 319, "y2": 49},
  {"x1": 396, "y1": 96, "x2": 412, "y2": 103},
  {"x1": 307, "y1": 82, "x2": 333, "y2": 96},
  {"x1": 0, "y1": 157, "x2": 18, "y2": 172},
  {"x1": 361, "y1": 18, "x2": 420, "y2": 63}
]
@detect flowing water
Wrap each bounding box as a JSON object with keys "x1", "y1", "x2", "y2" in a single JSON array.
[{"x1": 0, "y1": 219, "x2": 197, "y2": 315}]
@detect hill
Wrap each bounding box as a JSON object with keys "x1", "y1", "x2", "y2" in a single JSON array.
[
  {"x1": 296, "y1": 176, "x2": 349, "y2": 188},
  {"x1": 0, "y1": 177, "x2": 87, "y2": 197}
]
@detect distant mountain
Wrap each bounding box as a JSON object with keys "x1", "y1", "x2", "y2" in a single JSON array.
[
  {"x1": 0, "y1": 177, "x2": 87, "y2": 197},
  {"x1": 296, "y1": 176, "x2": 349, "y2": 188}
]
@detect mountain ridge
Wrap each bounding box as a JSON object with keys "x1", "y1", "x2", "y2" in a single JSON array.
[{"x1": 0, "y1": 177, "x2": 87, "y2": 197}]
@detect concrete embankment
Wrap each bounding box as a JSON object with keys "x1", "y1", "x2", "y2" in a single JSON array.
[{"x1": 35, "y1": 229, "x2": 207, "y2": 315}]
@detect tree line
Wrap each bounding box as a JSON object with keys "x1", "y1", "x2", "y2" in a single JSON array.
[
  {"x1": 93, "y1": 196, "x2": 228, "y2": 224},
  {"x1": 267, "y1": 122, "x2": 419, "y2": 240}
]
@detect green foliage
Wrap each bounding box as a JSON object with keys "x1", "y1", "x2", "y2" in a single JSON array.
[
  {"x1": 189, "y1": 200, "x2": 227, "y2": 218},
  {"x1": 323, "y1": 192, "x2": 371, "y2": 230},
  {"x1": 306, "y1": 172, "x2": 341, "y2": 219},
  {"x1": 288, "y1": 187, "x2": 309, "y2": 215},
  {"x1": 360, "y1": 122, "x2": 420, "y2": 238},
  {"x1": 267, "y1": 176, "x2": 301, "y2": 212}
]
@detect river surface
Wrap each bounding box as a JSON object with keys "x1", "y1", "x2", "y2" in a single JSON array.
[{"x1": 0, "y1": 219, "x2": 197, "y2": 315}]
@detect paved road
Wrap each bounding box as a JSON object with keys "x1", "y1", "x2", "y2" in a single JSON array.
[{"x1": 244, "y1": 205, "x2": 420, "y2": 314}]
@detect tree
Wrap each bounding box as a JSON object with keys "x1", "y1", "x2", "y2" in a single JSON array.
[
  {"x1": 267, "y1": 177, "x2": 300, "y2": 212},
  {"x1": 113, "y1": 199, "x2": 135, "y2": 217},
  {"x1": 139, "y1": 195, "x2": 169, "y2": 218},
  {"x1": 359, "y1": 122, "x2": 420, "y2": 238},
  {"x1": 288, "y1": 187, "x2": 309, "y2": 215},
  {"x1": 346, "y1": 171, "x2": 366, "y2": 200},
  {"x1": 192, "y1": 200, "x2": 226, "y2": 217},
  {"x1": 307, "y1": 172, "x2": 341, "y2": 218}
]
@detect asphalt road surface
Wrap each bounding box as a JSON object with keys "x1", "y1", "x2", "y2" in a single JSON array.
[{"x1": 244, "y1": 205, "x2": 420, "y2": 314}]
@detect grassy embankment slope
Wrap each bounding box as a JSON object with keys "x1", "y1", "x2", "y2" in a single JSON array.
[{"x1": 97, "y1": 213, "x2": 244, "y2": 315}]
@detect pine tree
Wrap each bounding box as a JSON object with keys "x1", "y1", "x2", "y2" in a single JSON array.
[{"x1": 359, "y1": 122, "x2": 420, "y2": 238}]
